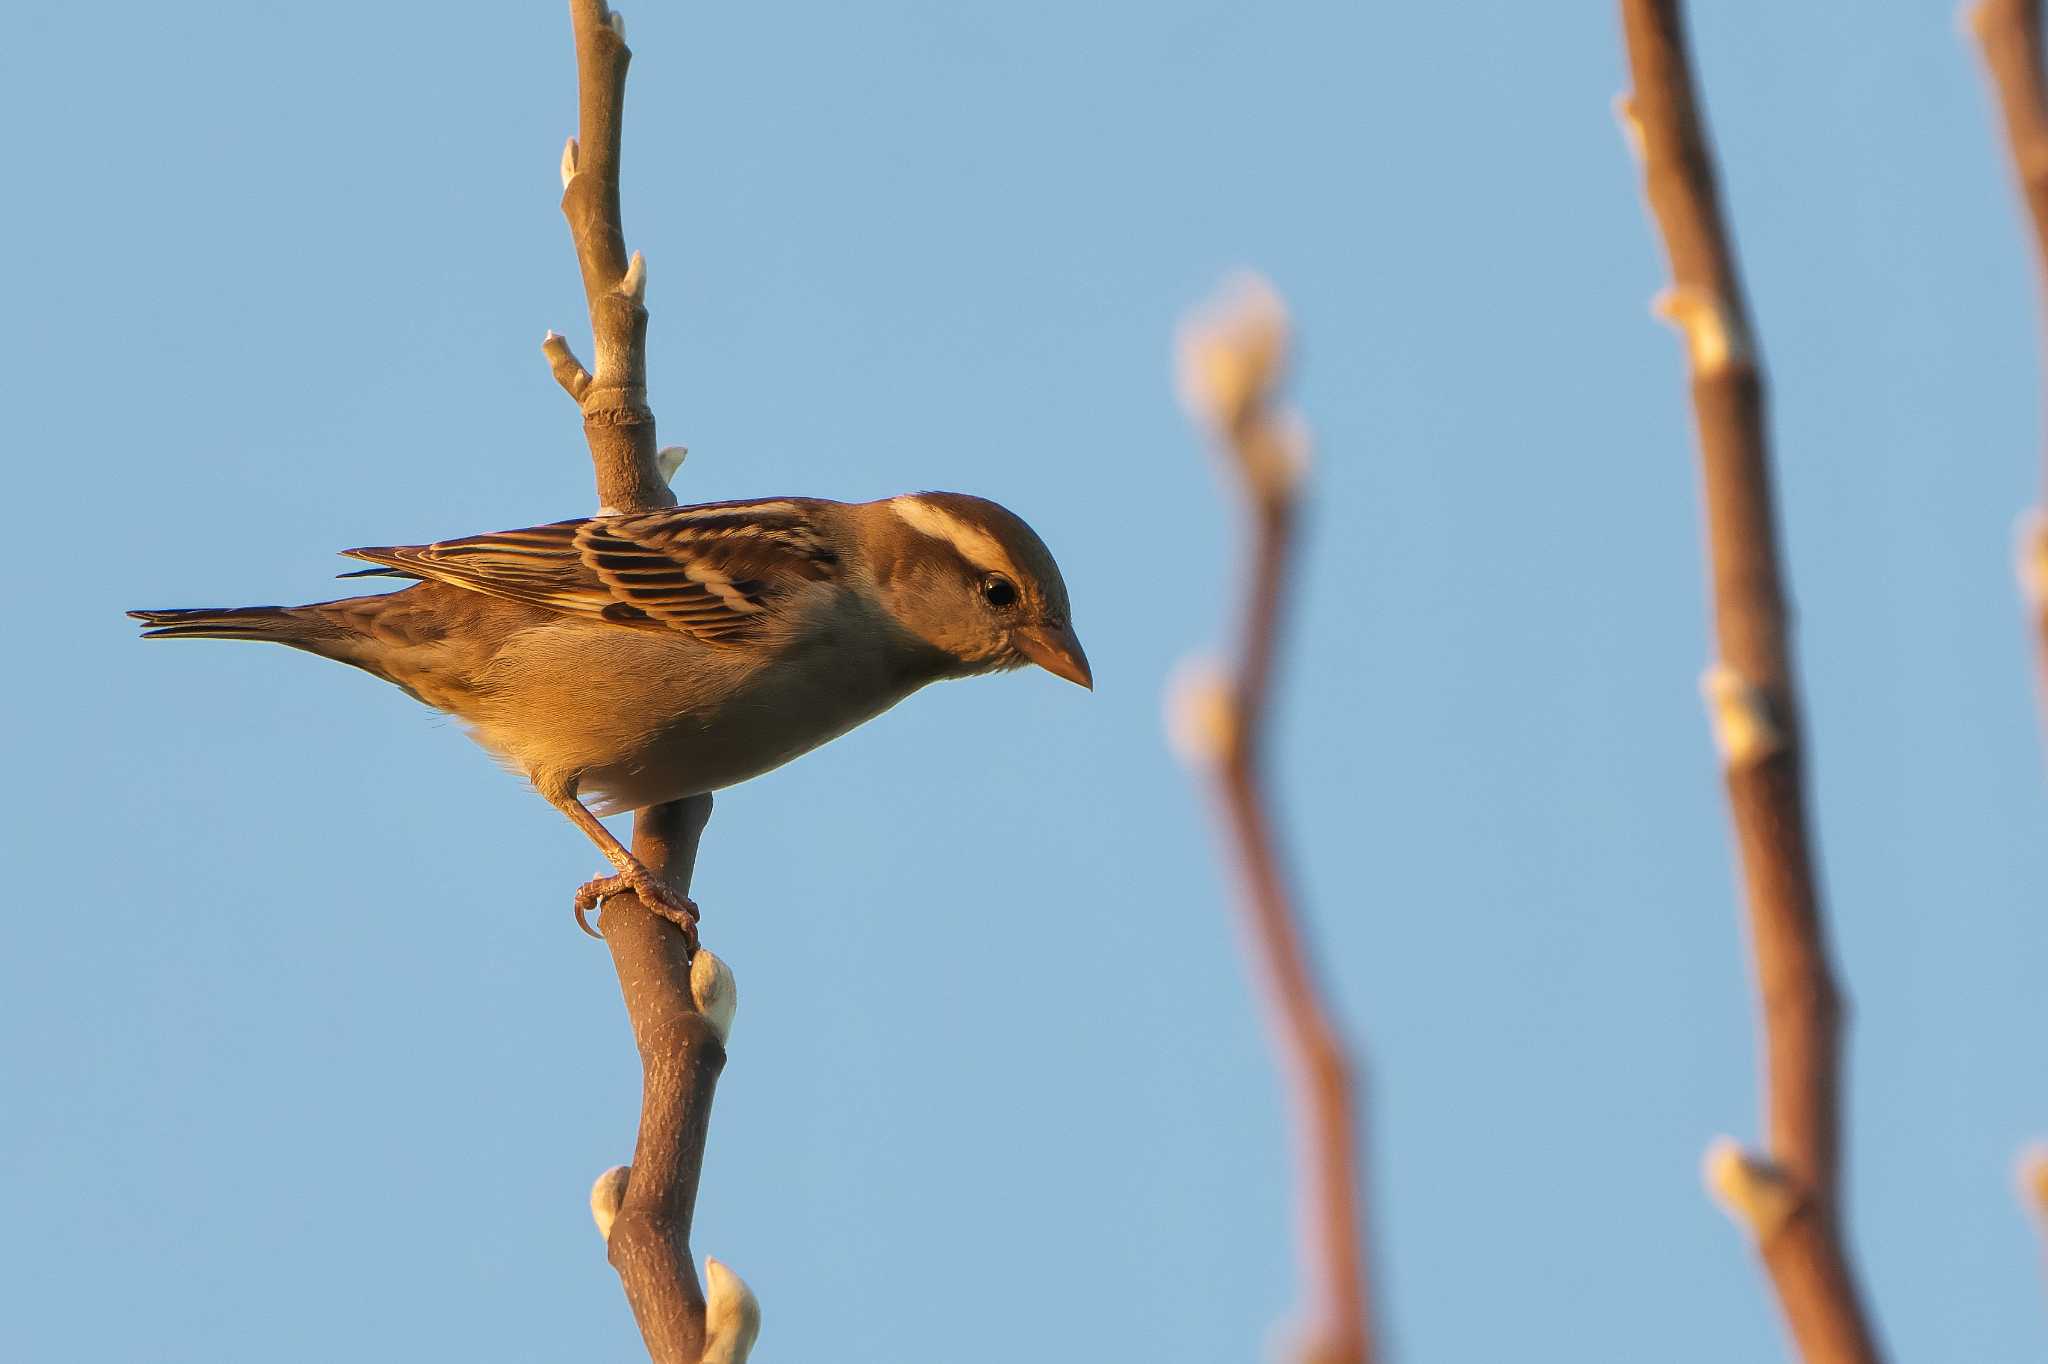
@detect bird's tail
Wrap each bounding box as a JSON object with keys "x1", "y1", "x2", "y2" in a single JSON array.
[{"x1": 128, "y1": 605, "x2": 313, "y2": 642}]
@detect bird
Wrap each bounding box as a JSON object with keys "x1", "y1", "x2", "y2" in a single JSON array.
[{"x1": 130, "y1": 492, "x2": 1090, "y2": 943}]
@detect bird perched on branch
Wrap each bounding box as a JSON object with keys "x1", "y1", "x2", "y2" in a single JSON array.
[{"x1": 131, "y1": 493, "x2": 1090, "y2": 941}]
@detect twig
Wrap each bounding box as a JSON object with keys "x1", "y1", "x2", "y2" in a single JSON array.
[
  {"x1": 1616, "y1": 4, "x2": 1884, "y2": 1360},
  {"x1": 547, "y1": 5, "x2": 751, "y2": 1359},
  {"x1": 1967, "y1": 0, "x2": 2048, "y2": 736},
  {"x1": 1172, "y1": 276, "x2": 1373, "y2": 1364},
  {"x1": 2019, "y1": 1146, "x2": 2048, "y2": 1281},
  {"x1": 554, "y1": 2, "x2": 676, "y2": 518}
]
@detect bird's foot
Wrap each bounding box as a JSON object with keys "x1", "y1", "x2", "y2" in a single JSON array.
[{"x1": 573, "y1": 869, "x2": 701, "y2": 950}]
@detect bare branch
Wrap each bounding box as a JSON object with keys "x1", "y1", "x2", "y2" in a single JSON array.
[
  {"x1": 599, "y1": 793, "x2": 733, "y2": 1362},
  {"x1": 1172, "y1": 275, "x2": 1373, "y2": 1364},
  {"x1": 1618, "y1": 4, "x2": 1884, "y2": 1359},
  {"x1": 551, "y1": 0, "x2": 675, "y2": 517},
  {"x1": 1968, "y1": 0, "x2": 2048, "y2": 736},
  {"x1": 544, "y1": 330, "x2": 594, "y2": 402},
  {"x1": 1969, "y1": 0, "x2": 2048, "y2": 268},
  {"x1": 547, "y1": 6, "x2": 741, "y2": 1360}
]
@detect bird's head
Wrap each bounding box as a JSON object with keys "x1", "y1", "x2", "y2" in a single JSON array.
[{"x1": 871, "y1": 492, "x2": 1091, "y2": 689}]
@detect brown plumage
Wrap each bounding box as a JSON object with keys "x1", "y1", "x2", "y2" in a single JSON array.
[{"x1": 131, "y1": 493, "x2": 1090, "y2": 940}]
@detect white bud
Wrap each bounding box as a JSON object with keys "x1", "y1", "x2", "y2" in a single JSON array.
[
  {"x1": 2017, "y1": 509, "x2": 2048, "y2": 610},
  {"x1": 1702, "y1": 1138, "x2": 1798, "y2": 1239},
  {"x1": 1175, "y1": 272, "x2": 1290, "y2": 431},
  {"x1": 1652, "y1": 285, "x2": 1751, "y2": 376},
  {"x1": 2018, "y1": 1144, "x2": 2048, "y2": 1221},
  {"x1": 1700, "y1": 664, "x2": 1782, "y2": 768},
  {"x1": 1165, "y1": 659, "x2": 1236, "y2": 766},
  {"x1": 702, "y1": 1257, "x2": 761, "y2": 1363},
  {"x1": 589, "y1": 1164, "x2": 631, "y2": 1240},
  {"x1": 691, "y1": 949, "x2": 737, "y2": 1044}
]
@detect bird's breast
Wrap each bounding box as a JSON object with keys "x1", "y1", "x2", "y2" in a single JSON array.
[{"x1": 564, "y1": 597, "x2": 934, "y2": 814}]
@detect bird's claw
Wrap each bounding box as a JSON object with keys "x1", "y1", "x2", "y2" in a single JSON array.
[{"x1": 573, "y1": 871, "x2": 701, "y2": 950}]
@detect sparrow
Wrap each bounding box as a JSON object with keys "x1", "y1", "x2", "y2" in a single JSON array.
[{"x1": 131, "y1": 492, "x2": 1090, "y2": 941}]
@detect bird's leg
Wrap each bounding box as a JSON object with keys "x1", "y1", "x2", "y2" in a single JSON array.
[{"x1": 539, "y1": 785, "x2": 702, "y2": 947}]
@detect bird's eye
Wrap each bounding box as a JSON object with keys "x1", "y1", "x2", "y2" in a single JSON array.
[{"x1": 981, "y1": 574, "x2": 1018, "y2": 608}]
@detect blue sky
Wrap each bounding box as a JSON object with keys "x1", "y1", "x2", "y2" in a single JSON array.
[{"x1": 5, "y1": 2, "x2": 2046, "y2": 1360}]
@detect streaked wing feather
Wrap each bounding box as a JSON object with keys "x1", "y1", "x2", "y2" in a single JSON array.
[{"x1": 340, "y1": 501, "x2": 841, "y2": 643}]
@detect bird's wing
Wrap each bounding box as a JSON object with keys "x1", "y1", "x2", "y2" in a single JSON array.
[{"x1": 341, "y1": 499, "x2": 843, "y2": 643}]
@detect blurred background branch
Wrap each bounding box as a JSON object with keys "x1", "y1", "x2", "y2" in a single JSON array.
[
  {"x1": 1617, "y1": 2, "x2": 1884, "y2": 1359},
  {"x1": 1171, "y1": 275, "x2": 1373, "y2": 1364},
  {"x1": 1967, "y1": 0, "x2": 2048, "y2": 743},
  {"x1": 1966, "y1": 0, "x2": 2048, "y2": 1300}
]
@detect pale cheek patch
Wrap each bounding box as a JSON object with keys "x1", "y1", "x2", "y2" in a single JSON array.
[{"x1": 889, "y1": 496, "x2": 1018, "y2": 580}]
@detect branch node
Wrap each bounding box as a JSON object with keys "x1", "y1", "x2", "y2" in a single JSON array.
[
  {"x1": 702, "y1": 1257, "x2": 762, "y2": 1364},
  {"x1": 543, "y1": 330, "x2": 594, "y2": 401},
  {"x1": 1164, "y1": 659, "x2": 1237, "y2": 766},
  {"x1": 1261, "y1": 409, "x2": 1315, "y2": 497},
  {"x1": 589, "y1": 1163, "x2": 632, "y2": 1241},
  {"x1": 1612, "y1": 92, "x2": 1646, "y2": 162},
  {"x1": 1176, "y1": 274, "x2": 1309, "y2": 506},
  {"x1": 1703, "y1": 1137, "x2": 1800, "y2": 1240},
  {"x1": 2018, "y1": 507, "x2": 2048, "y2": 609},
  {"x1": 2018, "y1": 1144, "x2": 2048, "y2": 1223},
  {"x1": 1175, "y1": 271, "x2": 1290, "y2": 434},
  {"x1": 690, "y1": 948, "x2": 738, "y2": 1045},
  {"x1": 621, "y1": 250, "x2": 648, "y2": 303},
  {"x1": 1699, "y1": 664, "x2": 1785, "y2": 767},
  {"x1": 1651, "y1": 285, "x2": 1750, "y2": 376}
]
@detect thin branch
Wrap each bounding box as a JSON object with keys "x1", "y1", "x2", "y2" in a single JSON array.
[
  {"x1": 1617, "y1": 4, "x2": 1884, "y2": 1360},
  {"x1": 1172, "y1": 276, "x2": 1374, "y2": 1364},
  {"x1": 556, "y1": 0, "x2": 675, "y2": 517},
  {"x1": 1967, "y1": 0, "x2": 2048, "y2": 737},
  {"x1": 547, "y1": 5, "x2": 748, "y2": 1360},
  {"x1": 1970, "y1": 0, "x2": 2048, "y2": 296}
]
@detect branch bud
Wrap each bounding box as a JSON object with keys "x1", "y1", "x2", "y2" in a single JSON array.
[
  {"x1": 2018, "y1": 508, "x2": 2048, "y2": 611},
  {"x1": 1175, "y1": 272, "x2": 1290, "y2": 433},
  {"x1": 1165, "y1": 659, "x2": 1237, "y2": 766},
  {"x1": 561, "y1": 137, "x2": 579, "y2": 191},
  {"x1": 1700, "y1": 664, "x2": 1783, "y2": 768},
  {"x1": 657, "y1": 446, "x2": 689, "y2": 484},
  {"x1": 691, "y1": 949, "x2": 737, "y2": 1045},
  {"x1": 2019, "y1": 1144, "x2": 2048, "y2": 1222},
  {"x1": 702, "y1": 1257, "x2": 761, "y2": 1363},
  {"x1": 1703, "y1": 1138, "x2": 1799, "y2": 1239},
  {"x1": 1612, "y1": 93, "x2": 1645, "y2": 163},
  {"x1": 589, "y1": 1164, "x2": 631, "y2": 1241}
]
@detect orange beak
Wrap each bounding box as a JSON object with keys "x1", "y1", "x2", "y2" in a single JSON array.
[{"x1": 1015, "y1": 621, "x2": 1093, "y2": 690}]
